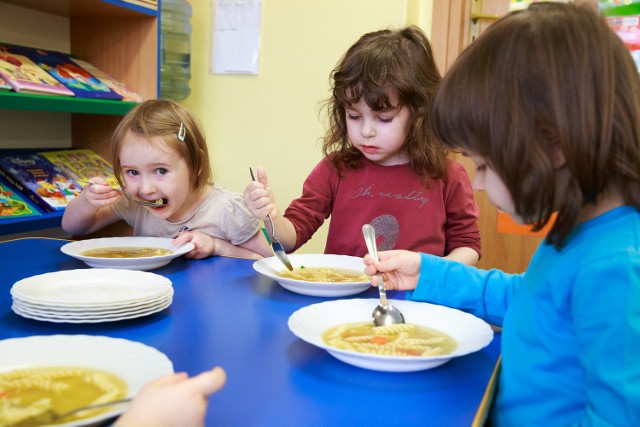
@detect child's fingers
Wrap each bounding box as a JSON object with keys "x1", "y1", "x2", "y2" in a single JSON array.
[
  {"x1": 257, "y1": 166, "x2": 270, "y2": 187},
  {"x1": 190, "y1": 367, "x2": 226, "y2": 396}
]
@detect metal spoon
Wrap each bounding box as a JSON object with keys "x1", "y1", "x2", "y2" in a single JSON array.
[
  {"x1": 250, "y1": 167, "x2": 293, "y2": 271},
  {"x1": 118, "y1": 187, "x2": 167, "y2": 207},
  {"x1": 78, "y1": 179, "x2": 166, "y2": 207},
  {"x1": 22, "y1": 397, "x2": 132, "y2": 427},
  {"x1": 362, "y1": 224, "x2": 405, "y2": 326}
]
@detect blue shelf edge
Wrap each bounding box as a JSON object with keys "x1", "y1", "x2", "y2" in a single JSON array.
[{"x1": 0, "y1": 211, "x2": 64, "y2": 235}]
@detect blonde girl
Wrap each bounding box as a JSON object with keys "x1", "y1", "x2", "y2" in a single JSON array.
[{"x1": 63, "y1": 100, "x2": 271, "y2": 259}]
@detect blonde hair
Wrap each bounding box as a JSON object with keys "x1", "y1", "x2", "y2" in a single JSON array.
[{"x1": 111, "y1": 99, "x2": 211, "y2": 191}]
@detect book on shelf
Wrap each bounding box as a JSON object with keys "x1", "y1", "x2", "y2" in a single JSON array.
[
  {"x1": 121, "y1": 0, "x2": 158, "y2": 10},
  {"x1": 0, "y1": 152, "x2": 83, "y2": 213},
  {"x1": 7, "y1": 44, "x2": 123, "y2": 100},
  {"x1": 0, "y1": 176, "x2": 42, "y2": 219},
  {"x1": 0, "y1": 76, "x2": 12, "y2": 92},
  {"x1": 69, "y1": 57, "x2": 143, "y2": 102},
  {"x1": 39, "y1": 148, "x2": 119, "y2": 188},
  {"x1": 0, "y1": 45, "x2": 75, "y2": 96}
]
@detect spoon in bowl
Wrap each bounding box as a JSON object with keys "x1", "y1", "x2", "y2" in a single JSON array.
[{"x1": 362, "y1": 224, "x2": 405, "y2": 326}]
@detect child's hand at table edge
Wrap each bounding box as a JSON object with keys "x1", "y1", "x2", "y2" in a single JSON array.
[{"x1": 113, "y1": 366, "x2": 226, "y2": 427}]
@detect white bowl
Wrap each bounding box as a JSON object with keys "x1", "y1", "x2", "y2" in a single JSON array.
[
  {"x1": 0, "y1": 335, "x2": 173, "y2": 427},
  {"x1": 61, "y1": 237, "x2": 194, "y2": 270},
  {"x1": 253, "y1": 253, "x2": 371, "y2": 297},
  {"x1": 288, "y1": 298, "x2": 494, "y2": 372}
]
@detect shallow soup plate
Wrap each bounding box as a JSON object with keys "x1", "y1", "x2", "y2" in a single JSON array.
[
  {"x1": 253, "y1": 253, "x2": 372, "y2": 297},
  {"x1": 288, "y1": 298, "x2": 494, "y2": 372},
  {"x1": 61, "y1": 236, "x2": 194, "y2": 270}
]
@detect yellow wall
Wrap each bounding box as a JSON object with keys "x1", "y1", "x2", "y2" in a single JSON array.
[{"x1": 185, "y1": 0, "x2": 432, "y2": 253}]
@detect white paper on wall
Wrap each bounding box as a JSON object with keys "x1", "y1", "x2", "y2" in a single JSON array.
[{"x1": 210, "y1": 0, "x2": 262, "y2": 75}]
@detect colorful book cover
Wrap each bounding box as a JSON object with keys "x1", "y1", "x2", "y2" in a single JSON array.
[
  {"x1": 0, "y1": 176, "x2": 41, "y2": 219},
  {"x1": 70, "y1": 58, "x2": 143, "y2": 102},
  {"x1": 0, "y1": 46, "x2": 74, "y2": 96},
  {"x1": 8, "y1": 45, "x2": 123, "y2": 100},
  {"x1": 0, "y1": 153, "x2": 83, "y2": 212},
  {"x1": 0, "y1": 76, "x2": 12, "y2": 91},
  {"x1": 39, "y1": 148, "x2": 119, "y2": 188}
]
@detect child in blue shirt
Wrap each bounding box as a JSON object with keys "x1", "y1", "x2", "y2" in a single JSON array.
[{"x1": 365, "y1": 3, "x2": 640, "y2": 426}]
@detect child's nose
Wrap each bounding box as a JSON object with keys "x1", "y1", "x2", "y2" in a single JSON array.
[
  {"x1": 361, "y1": 119, "x2": 376, "y2": 138},
  {"x1": 140, "y1": 177, "x2": 157, "y2": 194}
]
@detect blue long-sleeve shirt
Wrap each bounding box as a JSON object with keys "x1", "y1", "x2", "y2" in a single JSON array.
[{"x1": 409, "y1": 206, "x2": 640, "y2": 426}]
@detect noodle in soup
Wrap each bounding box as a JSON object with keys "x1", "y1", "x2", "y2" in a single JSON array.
[
  {"x1": 323, "y1": 322, "x2": 457, "y2": 357},
  {"x1": 278, "y1": 267, "x2": 369, "y2": 283},
  {"x1": 0, "y1": 366, "x2": 128, "y2": 426},
  {"x1": 80, "y1": 247, "x2": 173, "y2": 258}
]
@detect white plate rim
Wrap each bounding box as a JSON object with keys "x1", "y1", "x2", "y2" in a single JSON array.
[{"x1": 11, "y1": 269, "x2": 172, "y2": 306}]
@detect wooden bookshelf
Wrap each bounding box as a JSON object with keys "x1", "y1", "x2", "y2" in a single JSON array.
[{"x1": 0, "y1": 0, "x2": 159, "y2": 236}]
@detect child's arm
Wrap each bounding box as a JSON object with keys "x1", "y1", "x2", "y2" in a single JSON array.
[
  {"x1": 61, "y1": 177, "x2": 121, "y2": 236},
  {"x1": 243, "y1": 166, "x2": 298, "y2": 251},
  {"x1": 444, "y1": 247, "x2": 480, "y2": 266}
]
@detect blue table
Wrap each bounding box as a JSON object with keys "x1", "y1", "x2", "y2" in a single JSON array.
[{"x1": 0, "y1": 238, "x2": 501, "y2": 427}]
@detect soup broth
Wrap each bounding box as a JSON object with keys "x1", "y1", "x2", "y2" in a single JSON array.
[
  {"x1": 80, "y1": 247, "x2": 173, "y2": 258},
  {"x1": 0, "y1": 366, "x2": 128, "y2": 426},
  {"x1": 323, "y1": 321, "x2": 458, "y2": 357},
  {"x1": 278, "y1": 267, "x2": 369, "y2": 283}
]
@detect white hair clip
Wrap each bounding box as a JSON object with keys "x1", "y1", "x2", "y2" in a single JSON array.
[{"x1": 177, "y1": 122, "x2": 186, "y2": 142}]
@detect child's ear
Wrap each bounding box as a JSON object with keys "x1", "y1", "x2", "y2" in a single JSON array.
[
  {"x1": 542, "y1": 127, "x2": 566, "y2": 168},
  {"x1": 550, "y1": 140, "x2": 567, "y2": 169}
]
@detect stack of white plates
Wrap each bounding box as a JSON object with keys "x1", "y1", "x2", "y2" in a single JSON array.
[{"x1": 10, "y1": 269, "x2": 173, "y2": 323}]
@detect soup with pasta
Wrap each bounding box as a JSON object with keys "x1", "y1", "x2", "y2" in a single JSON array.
[
  {"x1": 0, "y1": 366, "x2": 128, "y2": 426},
  {"x1": 278, "y1": 267, "x2": 369, "y2": 283},
  {"x1": 80, "y1": 247, "x2": 173, "y2": 258},
  {"x1": 323, "y1": 322, "x2": 457, "y2": 357}
]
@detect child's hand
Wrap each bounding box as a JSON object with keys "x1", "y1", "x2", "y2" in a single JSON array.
[
  {"x1": 81, "y1": 177, "x2": 121, "y2": 209},
  {"x1": 364, "y1": 250, "x2": 422, "y2": 291},
  {"x1": 114, "y1": 366, "x2": 226, "y2": 427},
  {"x1": 244, "y1": 166, "x2": 279, "y2": 220},
  {"x1": 174, "y1": 230, "x2": 217, "y2": 259}
]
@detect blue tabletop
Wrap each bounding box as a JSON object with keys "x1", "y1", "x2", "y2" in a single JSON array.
[{"x1": 0, "y1": 238, "x2": 501, "y2": 427}]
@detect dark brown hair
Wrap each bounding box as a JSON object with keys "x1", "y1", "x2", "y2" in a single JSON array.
[
  {"x1": 323, "y1": 26, "x2": 447, "y2": 185},
  {"x1": 111, "y1": 99, "x2": 212, "y2": 191},
  {"x1": 432, "y1": 2, "x2": 640, "y2": 247}
]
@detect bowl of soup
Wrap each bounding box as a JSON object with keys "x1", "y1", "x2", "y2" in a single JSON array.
[
  {"x1": 288, "y1": 299, "x2": 494, "y2": 372},
  {"x1": 0, "y1": 334, "x2": 173, "y2": 427},
  {"x1": 252, "y1": 254, "x2": 371, "y2": 297},
  {"x1": 61, "y1": 237, "x2": 194, "y2": 270}
]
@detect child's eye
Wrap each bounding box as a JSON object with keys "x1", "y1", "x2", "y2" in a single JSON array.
[
  {"x1": 378, "y1": 116, "x2": 393, "y2": 123},
  {"x1": 347, "y1": 113, "x2": 361, "y2": 121},
  {"x1": 125, "y1": 169, "x2": 139, "y2": 177},
  {"x1": 155, "y1": 168, "x2": 168, "y2": 175}
]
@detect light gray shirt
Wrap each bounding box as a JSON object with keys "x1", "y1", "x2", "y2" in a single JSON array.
[{"x1": 111, "y1": 184, "x2": 260, "y2": 245}]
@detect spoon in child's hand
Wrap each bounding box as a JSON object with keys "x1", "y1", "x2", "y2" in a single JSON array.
[
  {"x1": 362, "y1": 224, "x2": 405, "y2": 326},
  {"x1": 78, "y1": 180, "x2": 166, "y2": 207}
]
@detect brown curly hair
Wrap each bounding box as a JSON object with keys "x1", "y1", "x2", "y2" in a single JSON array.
[{"x1": 322, "y1": 26, "x2": 447, "y2": 187}]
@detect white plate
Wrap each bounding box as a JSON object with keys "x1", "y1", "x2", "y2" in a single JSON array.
[
  {"x1": 12, "y1": 298, "x2": 172, "y2": 323},
  {"x1": 11, "y1": 269, "x2": 172, "y2": 307},
  {"x1": 253, "y1": 254, "x2": 371, "y2": 297},
  {"x1": 288, "y1": 299, "x2": 494, "y2": 372},
  {"x1": 61, "y1": 237, "x2": 194, "y2": 270},
  {"x1": 0, "y1": 335, "x2": 173, "y2": 426},
  {"x1": 13, "y1": 288, "x2": 174, "y2": 312}
]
